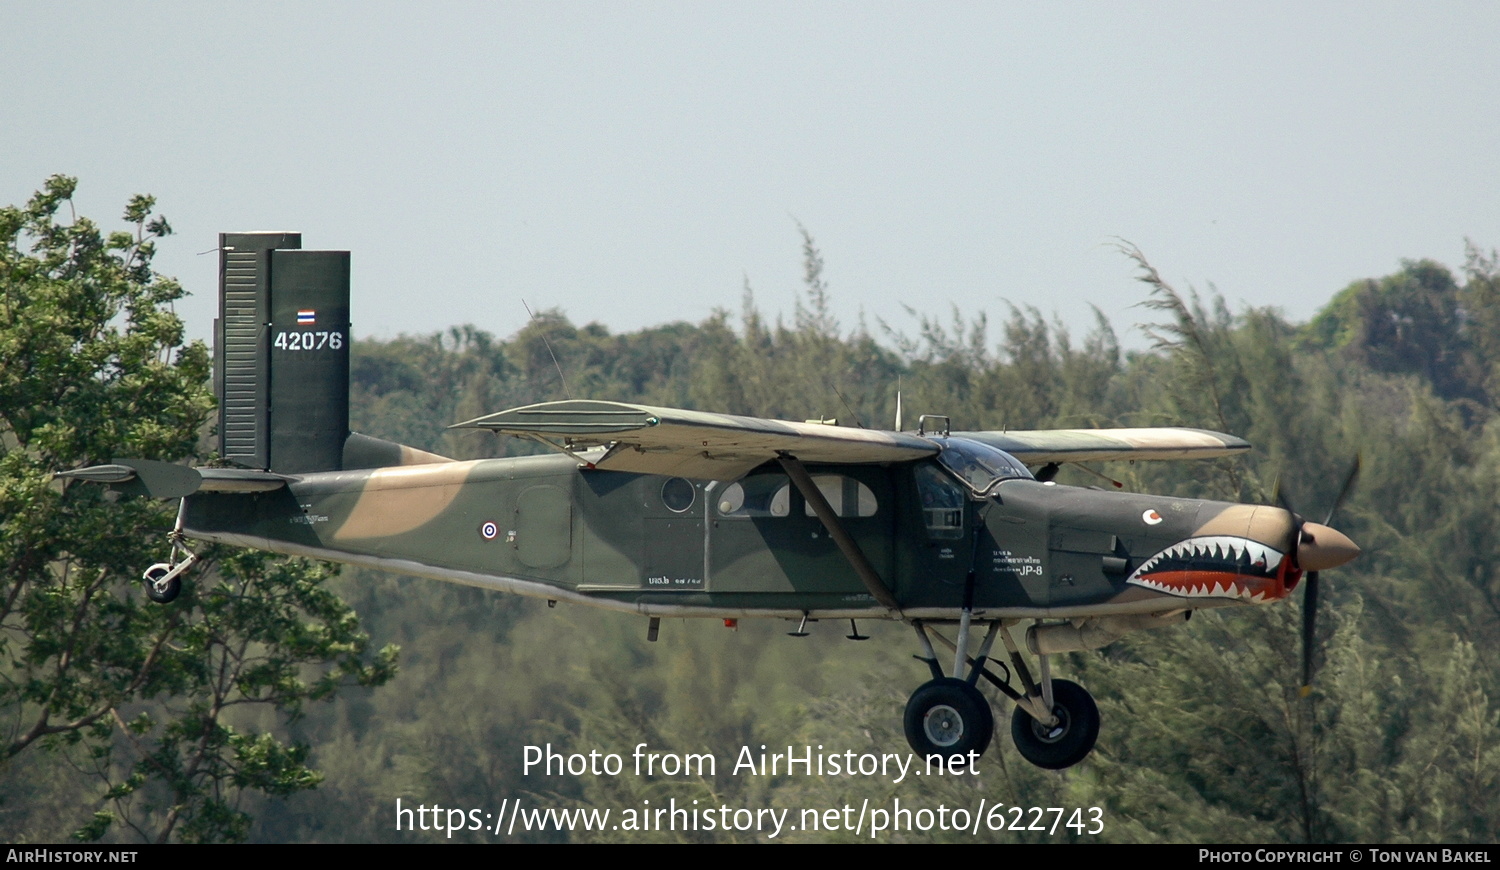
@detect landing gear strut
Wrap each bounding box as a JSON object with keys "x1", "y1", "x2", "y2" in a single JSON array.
[
  {"x1": 904, "y1": 619, "x2": 1100, "y2": 770},
  {"x1": 142, "y1": 505, "x2": 199, "y2": 605}
]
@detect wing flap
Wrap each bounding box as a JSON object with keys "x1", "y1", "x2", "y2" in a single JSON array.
[
  {"x1": 454, "y1": 400, "x2": 938, "y2": 478},
  {"x1": 591, "y1": 445, "x2": 769, "y2": 480}
]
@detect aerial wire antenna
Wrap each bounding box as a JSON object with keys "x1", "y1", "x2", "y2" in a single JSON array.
[
  {"x1": 895, "y1": 377, "x2": 903, "y2": 431},
  {"x1": 829, "y1": 382, "x2": 867, "y2": 428},
  {"x1": 522, "y1": 299, "x2": 573, "y2": 400}
]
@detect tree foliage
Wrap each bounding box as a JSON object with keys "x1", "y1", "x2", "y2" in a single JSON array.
[{"x1": 0, "y1": 177, "x2": 394, "y2": 842}]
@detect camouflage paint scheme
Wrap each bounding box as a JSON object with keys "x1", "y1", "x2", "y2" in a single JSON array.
[{"x1": 174, "y1": 402, "x2": 1321, "y2": 623}]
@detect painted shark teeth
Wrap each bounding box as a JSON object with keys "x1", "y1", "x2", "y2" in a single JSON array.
[
  {"x1": 1129, "y1": 535, "x2": 1283, "y2": 580},
  {"x1": 1125, "y1": 535, "x2": 1286, "y2": 602},
  {"x1": 1127, "y1": 573, "x2": 1273, "y2": 602}
]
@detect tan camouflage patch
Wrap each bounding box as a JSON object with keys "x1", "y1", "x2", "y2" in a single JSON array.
[
  {"x1": 1192, "y1": 504, "x2": 1295, "y2": 548},
  {"x1": 332, "y1": 461, "x2": 477, "y2": 540}
]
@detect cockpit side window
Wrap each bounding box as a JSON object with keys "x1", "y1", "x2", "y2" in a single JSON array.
[{"x1": 915, "y1": 462, "x2": 964, "y2": 539}]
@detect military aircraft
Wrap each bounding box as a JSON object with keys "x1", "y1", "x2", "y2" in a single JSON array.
[{"x1": 59, "y1": 232, "x2": 1360, "y2": 770}]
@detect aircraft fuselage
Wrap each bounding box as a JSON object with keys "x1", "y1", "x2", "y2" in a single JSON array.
[{"x1": 181, "y1": 452, "x2": 1298, "y2": 620}]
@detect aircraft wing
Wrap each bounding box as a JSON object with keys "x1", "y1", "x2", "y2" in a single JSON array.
[
  {"x1": 453, "y1": 400, "x2": 939, "y2": 479},
  {"x1": 956, "y1": 427, "x2": 1250, "y2": 464}
]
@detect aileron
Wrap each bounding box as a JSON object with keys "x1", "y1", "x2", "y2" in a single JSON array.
[{"x1": 960, "y1": 427, "x2": 1250, "y2": 464}]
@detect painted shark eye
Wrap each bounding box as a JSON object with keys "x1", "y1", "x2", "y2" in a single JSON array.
[{"x1": 1142, "y1": 509, "x2": 1163, "y2": 525}]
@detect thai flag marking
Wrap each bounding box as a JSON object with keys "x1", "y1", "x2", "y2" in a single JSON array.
[{"x1": 297, "y1": 309, "x2": 316, "y2": 324}]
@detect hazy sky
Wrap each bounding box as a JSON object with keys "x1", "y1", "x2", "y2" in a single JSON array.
[{"x1": 5, "y1": 3, "x2": 1498, "y2": 351}]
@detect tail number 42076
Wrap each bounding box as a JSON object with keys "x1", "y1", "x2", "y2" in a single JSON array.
[{"x1": 274, "y1": 331, "x2": 345, "y2": 351}]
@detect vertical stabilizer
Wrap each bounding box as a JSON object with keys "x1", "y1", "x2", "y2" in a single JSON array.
[{"x1": 216, "y1": 232, "x2": 350, "y2": 474}]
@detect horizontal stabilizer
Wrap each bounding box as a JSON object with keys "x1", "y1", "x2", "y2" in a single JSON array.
[
  {"x1": 54, "y1": 464, "x2": 138, "y2": 484},
  {"x1": 55, "y1": 459, "x2": 290, "y2": 497}
]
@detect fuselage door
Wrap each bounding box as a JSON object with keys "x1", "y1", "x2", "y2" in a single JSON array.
[{"x1": 708, "y1": 466, "x2": 893, "y2": 602}]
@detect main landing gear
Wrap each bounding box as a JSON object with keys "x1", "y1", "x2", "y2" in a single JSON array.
[
  {"x1": 906, "y1": 620, "x2": 1100, "y2": 770},
  {"x1": 904, "y1": 677, "x2": 994, "y2": 758}
]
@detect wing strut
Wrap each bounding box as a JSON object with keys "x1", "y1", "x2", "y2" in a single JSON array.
[{"x1": 776, "y1": 454, "x2": 900, "y2": 613}]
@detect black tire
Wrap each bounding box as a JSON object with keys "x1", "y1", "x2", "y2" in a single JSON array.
[
  {"x1": 143, "y1": 563, "x2": 181, "y2": 604},
  {"x1": 1010, "y1": 678, "x2": 1099, "y2": 770},
  {"x1": 903, "y1": 678, "x2": 994, "y2": 759}
]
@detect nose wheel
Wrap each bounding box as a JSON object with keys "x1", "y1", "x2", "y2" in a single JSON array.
[
  {"x1": 141, "y1": 523, "x2": 198, "y2": 605},
  {"x1": 142, "y1": 563, "x2": 182, "y2": 603}
]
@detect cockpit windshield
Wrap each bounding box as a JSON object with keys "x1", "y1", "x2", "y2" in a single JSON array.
[{"x1": 933, "y1": 437, "x2": 1034, "y2": 495}]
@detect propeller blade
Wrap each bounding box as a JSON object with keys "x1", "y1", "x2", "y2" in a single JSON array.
[
  {"x1": 1300, "y1": 571, "x2": 1319, "y2": 694},
  {"x1": 1271, "y1": 478, "x2": 1301, "y2": 556},
  {"x1": 1321, "y1": 454, "x2": 1361, "y2": 526}
]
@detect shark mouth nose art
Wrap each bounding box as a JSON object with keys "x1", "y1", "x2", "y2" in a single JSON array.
[{"x1": 1126, "y1": 535, "x2": 1294, "y2": 603}]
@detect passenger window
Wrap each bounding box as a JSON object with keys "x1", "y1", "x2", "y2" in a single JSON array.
[
  {"x1": 716, "y1": 473, "x2": 877, "y2": 518},
  {"x1": 801, "y1": 474, "x2": 877, "y2": 518},
  {"x1": 716, "y1": 475, "x2": 792, "y2": 517}
]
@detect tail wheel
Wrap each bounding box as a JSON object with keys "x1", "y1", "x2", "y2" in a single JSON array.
[
  {"x1": 1010, "y1": 679, "x2": 1099, "y2": 770},
  {"x1": 143, "y1": 563, "x2": 181, "y2": 604},
  {"x1": 903, "y1": 677, "x2": 994, "y2": 759}
]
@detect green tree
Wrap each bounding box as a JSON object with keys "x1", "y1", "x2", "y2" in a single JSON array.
[
  {"x1": 0, "y1": 176, "x2": 394, "y2": 842},
  {"x1": 1304, "y1": 259, "x2": 1487, "y2": 410},
  {"x1": 1460, "y1": 240, "x2": 1500, "y2": 410}
]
